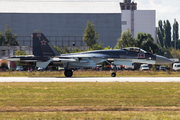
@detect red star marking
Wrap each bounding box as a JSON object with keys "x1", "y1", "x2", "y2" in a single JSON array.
[{"x1": 41, "y1": 40, "x2": 46, "y2": 45}]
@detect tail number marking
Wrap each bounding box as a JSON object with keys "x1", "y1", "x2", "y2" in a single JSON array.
[
  {"x1": 37, "y1": 34, "x2": 41, "y2": 37},
  {"x1": 138, "y1": 53, "x2": 145, "y2": 58}
]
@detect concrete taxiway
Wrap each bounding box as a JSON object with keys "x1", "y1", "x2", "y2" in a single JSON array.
[{"x1": 0, "y1": 77, "x2": 180, "y2": 82}]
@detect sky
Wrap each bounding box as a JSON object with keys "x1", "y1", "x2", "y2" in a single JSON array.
[
  {"x1": 1, "y1": 0, "x2": 179, "y2": 27},
  {"x1": 133, "y1": 0, "x2": 180, "y2": 27}
]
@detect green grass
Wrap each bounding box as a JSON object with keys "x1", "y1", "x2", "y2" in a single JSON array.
[
  {"x1": 1, "y1": 70, "x2": 180, "y2": 77},
  {"x1": 0, "y1": 82, "x2": 180, "y2": 107},
  {"x1": 0, "y1": 82, "x2": 180, "y2": 119}
]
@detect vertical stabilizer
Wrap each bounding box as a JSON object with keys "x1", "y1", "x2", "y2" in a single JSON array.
[{"x1": 33, "y1": 30, "x2": 60, "y2": 57}]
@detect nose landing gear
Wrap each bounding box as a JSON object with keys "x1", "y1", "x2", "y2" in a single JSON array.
[
  {"x1": 111, "y1": 72, "x2": 116, "y2": 77},
  {"x1": 111, "y1": 65, "x2": 117, "y2": 77}
]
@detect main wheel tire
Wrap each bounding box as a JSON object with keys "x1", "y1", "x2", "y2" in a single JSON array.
[
  {"x1": 111, "y1": 72, "x2": 116, "y2": 77},
  {"x1": 64, "y1": 69, "x2": 73, "y2": 77}
]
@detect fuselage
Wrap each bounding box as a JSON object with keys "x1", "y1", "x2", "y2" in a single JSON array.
[
  {"x1": 58, "y1": 49, "x2": 157, "y2": 68},
  {"x1": 8, "y1": 48, "x2": 173, "y2": 68},
  {"x1": 61, "y1": 49, "x2": 155, "y2": 59}
]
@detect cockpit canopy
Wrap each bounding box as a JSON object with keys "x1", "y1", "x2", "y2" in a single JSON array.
[{"x1": 122, "y1": 47, "x2": 147, "y2": 53}]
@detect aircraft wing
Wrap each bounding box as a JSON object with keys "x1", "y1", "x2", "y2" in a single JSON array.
[{"x1": 60, "y1": 53, "x2": 108, "y2": 58}]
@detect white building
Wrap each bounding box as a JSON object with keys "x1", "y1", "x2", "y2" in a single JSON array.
[
  {"x1": 121, "y1": 10, "x2": 156, "y2": 42},
  {"x1": 120, "y1": 0, "x2": 156, "y2": 42}
]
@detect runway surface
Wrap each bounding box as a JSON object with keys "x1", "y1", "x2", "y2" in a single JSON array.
[{"x1": 0, "y1": 77, "x2": 180, "y2": 82}]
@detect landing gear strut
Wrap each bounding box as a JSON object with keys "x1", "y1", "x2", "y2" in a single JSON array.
[
  {"x1": 111, "y1": 65, "x2": 117, "y2": 77},
  {"x1": 64, "y1": 69, "x2": 73, "y2": 77},
  {"x1": 64, "y1": 63, "x2": 73, "y2": 77},
  {"x1": 111, "y1": 72, "x2": 116, "y2": 77}
]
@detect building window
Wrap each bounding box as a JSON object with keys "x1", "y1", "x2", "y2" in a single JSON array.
[
  {"x1": 1, "y1": 50, "x2": 5, "y2": 56},
  {"x1": 121, "y1": 6, "x2": 125, "y2": 10},
  {"x1": 127, "y1": 6, "x2": 130, "y2": 10},
  {"x1": 122, "y1": 21, "x2": 127, "y2": 25}
]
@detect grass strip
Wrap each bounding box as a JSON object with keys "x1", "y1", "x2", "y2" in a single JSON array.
[
  {"x1": 0, "y1": 82, "x2": 180, "y2": 119},
  {"x1": 1, "y1": 111, "x2": 180, "y2": 120},
  {"x1": 0, "y1": 82, "x2": 180, "y2": 107},
  {"x1": 0, "y1": 70, "x2": 180, "y2": 77}
]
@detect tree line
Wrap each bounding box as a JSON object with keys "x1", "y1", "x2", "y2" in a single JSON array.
[
  {"x1": 79, "y1": 20, "x2": 180, "y2": 58},
  {"x1": 157, "y1": 20, "x2": 179, "y2": 49},
  {"x1": 157, "y1": 20, "x2": 180, "y2": 58},
  {"x1": 114, "y1": 29, "x2": 159, "y2": 54},
  {"x1": 81, "y1": 21, "x2": 159, "y2": 54},
  {"x1": 12, "y1": 20, "x2": 180, "y2": 59},
  {"x1": 55, "y1": 21, "x2": 159, "y2": 54}
]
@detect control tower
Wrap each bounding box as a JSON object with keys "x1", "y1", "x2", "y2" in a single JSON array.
[
  {"x1": 120, "y1": 0, "x2": 156, "y2": 43},
  {"x1": 120, "y1": 0, "x2": 137, "y2": 11}
]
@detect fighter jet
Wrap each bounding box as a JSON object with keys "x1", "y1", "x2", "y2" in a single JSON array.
[{"x1": 8, "y1": 30, "x2": 173, "y2": 77}]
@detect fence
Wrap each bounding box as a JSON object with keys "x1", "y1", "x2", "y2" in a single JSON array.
[{"x1": 16, "y1": 36, "x2": 85, "y2": 47}]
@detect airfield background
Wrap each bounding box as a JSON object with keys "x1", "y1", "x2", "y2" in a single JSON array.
[
  {"x1": 0, "y1": 0, "x2": 156, "y2": 60},
  {"x1": 0, "y1": 1, "x2": 122, "y2": 47}
]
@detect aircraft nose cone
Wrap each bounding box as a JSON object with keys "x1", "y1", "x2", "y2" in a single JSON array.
[{"x1": 156, "y1": 55, "x2": 173, "y2": 64}]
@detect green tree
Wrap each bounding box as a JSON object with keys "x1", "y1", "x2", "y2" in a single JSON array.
[
  {"x1": 114, "y1": 29, "x2": 135, "y2": 49},
  {"x1": 72, "y1": 47, "x2": 81, "y2": 53},
  {"x1": 163, "y1": 20, "x2": 171, "y2": 48},
  {"x1": 83, "y1": 21, "x2": 99, "y2": 48},
  {"x1": 54, "y1": 46, "x2": 65, "y2": 54},
  {"x1": 0, "y1": 31, "x2": 5, "y2": 46},
  {"x1": 91, "y1": 43, "x2": 103, "y2": 50},
  {"x1": 89, "y1": 41, "x2": 104, "y2": 50},
  {"x1": 157, "y1": 20, "x2": 164, "y2": 48},
  {"x1": 4, "y1": 25, "x2": 18, "y2": 46},
  {"x1": 103, "y1": 46, "x2": 111, "y2": 50},
  {"x1": 14, "y1": 50, "x2": 26, "y2": 55},
  {"x1": 171, "y1": 20, "x2": 179, "y2": 49},
  {"x1": 156, "y1": 44, "x2": 165, "y2": 56},
  {"x1": 135, "y1": 33, "x2": 147, "y2": 48},
  {"x1": 54, "y1": 46, "x2": 71, "y2": 54},
  {"x1": 177, "y1": 40, "x2": 180, "y2": 49},
  {"x1": 173, "y1": 20, "x2": 179, "y2": 42},
  {"x1": 135, "y1": 33, "x2": 159, "y2": 54}
]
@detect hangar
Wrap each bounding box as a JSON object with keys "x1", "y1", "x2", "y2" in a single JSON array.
[
  {"x1": 0, "y1": 0, "x2": 122, "y2": 47},
  {"x1": 0, "y1": 0, "x2": 157, "y2": 59}
]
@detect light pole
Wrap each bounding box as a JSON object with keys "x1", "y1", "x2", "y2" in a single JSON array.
[
  {"x1": 174, "y1": 19, "x2": 176, "y2": 58},
  {"x1": 164, "y1": 52, "x2": 167, "y2": 57}
]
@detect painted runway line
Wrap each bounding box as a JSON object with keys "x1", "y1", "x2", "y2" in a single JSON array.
[{"x1": 0, "y1": 77, "x2": 180, "y2": 82}]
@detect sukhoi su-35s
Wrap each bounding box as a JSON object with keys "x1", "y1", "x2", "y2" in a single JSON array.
[{"x1": 8, "y1": 30, "x2": 173, "y2": 77}]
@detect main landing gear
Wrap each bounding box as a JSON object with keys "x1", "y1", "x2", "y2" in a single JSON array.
[
  {"x1": 64, "y1": 69, "x2": 73, "y2": 77},
  {"x1": 64, "y1": 63, "x2": 73, "y2": 77}
]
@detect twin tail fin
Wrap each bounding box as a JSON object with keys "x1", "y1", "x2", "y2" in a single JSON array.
[{"x1": 33, "y1": 30, "x2": 60, "y2": 57}]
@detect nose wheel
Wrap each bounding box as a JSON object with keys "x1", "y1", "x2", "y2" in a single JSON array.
[
  {"x1": 64, "y1": 69, "x2": 73, "y2": 77},
  {"x1": 111, "y1": 72, "x2": 116, "y2": 77},
  {"x1": 111, "y1": 64, "x2": 117, "y2": 77}
]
